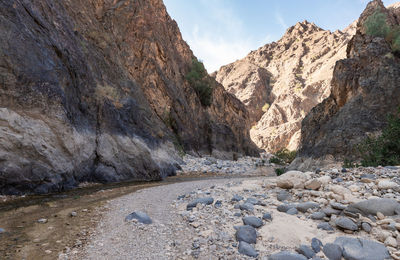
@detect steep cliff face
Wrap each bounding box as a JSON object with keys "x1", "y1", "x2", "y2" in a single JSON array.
[
  {"x1": 215, "y1": 21, "x2": 355, "y2": 152},
  {"x1": 0, "y1": 0, "x2": 258, "y2": 194},
  {"x1": 292, "y1": 0, "x2": 400, "y2": 170}
]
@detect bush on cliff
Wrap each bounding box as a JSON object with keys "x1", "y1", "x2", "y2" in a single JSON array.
[
  {"x1": 359, "y1": 107, "x2": 400, "y2": 167},
  {"x1": 364, "y1": 9, "x2": 400, "y2": 54},
  {"x1": 186, "y1": 58, "x2": 213, "y2": 107}
]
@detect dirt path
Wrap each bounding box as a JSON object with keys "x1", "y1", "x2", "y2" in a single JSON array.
[{"x1": 69, "y1": 177, "x2": 263, "y2": 260}]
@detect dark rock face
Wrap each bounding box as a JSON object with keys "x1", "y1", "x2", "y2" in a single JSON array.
[
  {"x1": 0, "y1": 0, "x2": 258, "y2": 194},
  {"x1": 293, "y1": 0, "x2": 400, "y2": 170}
]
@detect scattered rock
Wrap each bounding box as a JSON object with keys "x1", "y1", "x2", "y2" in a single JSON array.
[
  {"x1": 330, "y1": 202, "x2": 346, "y2": 210},
  {"x1": 287, "y1": 208, "x2": 299, "y2": 215},
  {"x1": 268, "y1": 251, "x2": 308, "y2": 260},
  {"x1": 125, "y1": 211, "x2": 152, "y2": 224},
  {"x1": 378, "y1": 180, "x2": 399, "y2": 191},
  {"x1": 262, "y1": 212, "x2": 272, "y2": 221},
  {"x1": 296, "y1": 202, "x2": 319, "y2": 213},
  {"x1": 311, "y1": 238, "x2": 323, "y2": 253},
  {"x1": 232, "y1": 194, "x2": 244, "y2": 202},
  {"x1": 346, "y1": 199, "x2": 400, "y2": 216},
  {"x1": 361, "y1": 222, "x2": 371, "y2": 233},
  {"x1": 277, "y1": 204, "x2": 295, "y2": 213},
  {"x1": 235, "y1": 225, "x2": 257, "y2": 244},
  {"x1": 243, "y1": 217, "x2": 263, "y2": 228},
  {"x1": 384, "y1": 236, "x2": 397, "y2": 247},
  {"x1": 323, "y1": 243, "x2": 342, "y2": 260},
  {"x1": 238, "y1": 241, "x2": 258, "y2": 258},
  {"x1": 297, "y1": 245, "x2": 316, "y2": 258},
  {"x1": 277, "y1": 191, "x2": 291, "y2": 201},
  {"x1": 276, "y1": 171, "x2": 310, "y2": 189},
  {"x1": 70, "y1": 211, "x2": 77, "y2": 217},
  {"x1": 214, "y1": 200, "x2": 222, "y2": 208},
  {"x1": 311, "y1": 212, "x2": 326, "y2": 220},
  {"x1": 334, "y1": 236, "x2": 390, "y2": 260},
  {"x1": 187, "y1": 197, "x2": 214, "y2": 211},
  {"x1": 305, "y1": 179, "x2": 322, "y2": 190},
  {"x1": 239, "y1": 203, "x2": 254, "y2": 212},
  {"x1": 317, "y1": 223, "x2": 334, "y2": 231},
  {"x1": 322, "y1": 207, "x2": 341, "y2": 217},
  {"x1": 335, "y1": 217, "x2": 358, "y2": 231}
]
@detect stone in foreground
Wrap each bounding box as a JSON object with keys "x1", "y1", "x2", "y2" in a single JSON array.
[
  {"x1": 345, "y1": 198, "x2": 400, "y2": 216},
  {"x1": 322, "y1": 243, "x2": 342, "y2": 260},
  {"x1": 235, "y1": 225, "x2": 257, "y2": 244},
  {"x1": 333, "y1": 236, "x2": 390, "y2": 260},
  {"x1": 268, "y1": 251, "x2": 307, "y2": 260},
  {"x1": 317, "y1": 222, "x2": 334, "y2": 231},
  {"x1": 125, "y1": 211, "x2": 152, "y2": 224},
  {"x1": 296, "y1": 245, "x2": 316, "y2": 258},
  {"x1": 335, "y1": 217, "x2": 358, "y2": 231},
  {"x1": 243, "y1": 216, "x2": 264, "y2": 228},
  {"x1": 296, "y1": 202, "x2": 319, "y2": 213},
  {"x1": 186, "y1": 197, "x2": 214, "y2": 211},
  {"x1": 238, "y1": 241, "x2": 258, "y2": 258}
]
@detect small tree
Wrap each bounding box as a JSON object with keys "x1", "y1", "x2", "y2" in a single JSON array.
[
  {"x1": 186, "y1": 58, "x2": 213, "y2": 107},
  {"x1": 359, "y1": 107, "x2": 400, "y2": 167},
  {"x1": 364, "y1": 10, "x2": 390, "y2": 38}
]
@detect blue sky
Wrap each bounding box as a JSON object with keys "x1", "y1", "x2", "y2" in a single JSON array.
[{"x1": 164, "y1": 0, "x2": 398, "y2": 72}]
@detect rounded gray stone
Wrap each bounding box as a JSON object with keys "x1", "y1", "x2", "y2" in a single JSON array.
[
  {"x1": 323, "y1": 243, "x2": 342, "y2": 260},
  {"x1": 268, "y1": 251, "x2": 308, "y2": 260},
  {"x1": 125, "y1": 211, "x2": 152, "y2": 224},
  {"x1": 297, "y1": 245, "x2": 316, "y2": 258},
  {"x1": 311, "y1": 211, "x2": 326, "y2": 220},
  {"x1": 362, "y1": 222, "x2": 371, "y2": 233},
  {"x1": 235, "y1": 225, "x2": 257, "y2": 244},
  {"x1": 243, "y1": 216, "x2": 264, "y2": 228},
  {"x1": 311, "y1": 237, "x2": 323, "y2": 253},
  {"x1": 238, "y1": 241, "x2": 258, "y2": 258},
  {"x1": 239, "y1": 203, "x2": 254, "y2": 212},
  {"x1": 262, "y1": 212, "x2": 272, "y2": 221},
  {"x1": 232, "y1": 194, "x2": 244, "y2": 202},
  {"x1": 317, "y1": 222, "x2": 334, "y2": 231},
  {"x1": 296, "y1": 202, "x2": 320, "y2": 213},
  {"x1": 334, "y1": 236, "x2": 390, "y2": 260},
  {"x1": 286, "y1": 208, "x2": 298, "y2": 215},
  {"x1": 277, "y1": 191, "x2": 291, "y2": 201},
  {"x1": 335, "y1": 217, "x2": 358, "y2": 231},
  {"x1": 186, "y1": 197, "x2": 214, "y2": 210}
]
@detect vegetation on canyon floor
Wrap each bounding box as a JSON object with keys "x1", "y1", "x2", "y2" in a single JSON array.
[{"x1": 186, "y1": 58, "x2": 214, "y2": 107}]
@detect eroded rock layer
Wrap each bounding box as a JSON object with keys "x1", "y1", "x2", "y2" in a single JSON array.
[
  {"x1": 293, "y1": 0, "x2": 400, "y2": 170},
  {"x1": 0, "y1": 0, "x2": 258, "y2": 194},
  {"x1": 215, "y1": 21, "x2": 355, "y2": 152}
]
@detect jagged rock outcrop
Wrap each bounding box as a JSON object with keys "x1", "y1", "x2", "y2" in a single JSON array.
[
  {"x1": 292, "y1": 0, "x2": 400, "y2": 170},
  {"x1": 0, "y1": 0, "x2": 258, "y2": 194},
  {"x1": 215, "y1": 21, "x2": 355, "y2": 152}
]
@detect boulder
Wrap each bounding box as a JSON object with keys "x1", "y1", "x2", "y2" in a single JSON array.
[
  {"x1": 345, "y1": 198, "x2": 400, "y2": 216},
  {"x1": 242, "y1": 216, "x2": 264, "y2": 228},
  {"x1": 276, "y1": 171, "x2": 310, "y2": 189},
  {"x1": 333, "y1": 236, "x2": 390, "y2": 260},
  {"x1": 235, "y1": 225, "x2": 257, "y2": 244},
  {"x1": 238, "y1": 241, "x2": 258, "y2": 258}
]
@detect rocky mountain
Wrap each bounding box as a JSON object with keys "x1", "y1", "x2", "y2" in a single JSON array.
[
  {"x1": 0, "y1": 0, "x2": 258, "y2": 194},
  {"x1": 215, "y1": 20, "x2": 355, "y2": 152},
  {"x1": 292, "y1": 0, "x2": 400, "y2": 170}
]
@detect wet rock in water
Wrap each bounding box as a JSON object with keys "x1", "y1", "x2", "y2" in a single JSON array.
[
  {"x1": 296, "y1": 245, "x2": 316, "y2": 258},
  {"x1": 125, "y1": 211, "x2": 152, "y2": 224},
  {"x1": 214, "y1": 200, "x2": 222, "y2": 208},
  {"x1": 311, "y1": 211, "x2": 326, "y2": 220},
  {"x1": 235, "y1": 225, "x2": 257, "y2": 244},
  {"x1": 239, "y1": 203, "x2": 254, "y2": 212},
  {"x1": 186, "y1": 197, "x2": 214, "y2": 211},
  {"x1": 335, "y1": 217, "x2": 358, "y2": 231},
  {"x1": 242, "y1": 216, "x2": 263, "y2": 228},
  {"x1": 268, "y1": 251, "x2": 307, "y2": 260},
  {"x1": 277, "y1": 190, "x2": 291, "y2": 201},
  {"x1": 311, "y1": 237, "x2": 323, "y2": 253},
  {"x1": 333, "y1": 236, "x2": 390, "y2": 260},
  {"x1": 232, "y1": 194, "x2": 244, "y2": 202},
  {"x1": 296, "y1": 202, "x2": 319, "y2": 213},
  {"x1": 287, "y1": 208, "x2": 298, "y2": 215},
  {"x1": 37, "y1": 218, "x2": 48, "y2": 224},
  {"x1": 238, "y1": 241, "x2": 258, "y2": 258},
  {"x1": 361, "y1": 222, "x2": 371, "y2": 233},
  {"x1": 345, "y1": 198, "x2": 400, "y2": 216},
  {"x1": 322, "y1": 243, "x2": 342, "y2": 260},
  {"x1": 317, "y1": 222, "x2": 334, "y2": 231},
  {"x1": 262, "y1": 212, "x2": 272, "y2": 221}
]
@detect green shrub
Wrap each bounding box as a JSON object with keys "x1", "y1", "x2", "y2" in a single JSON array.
[
  {"x1": 364, "y1": 9, "x2": 390, "y2": 38},
  {"x1": 275, "y1": 148, "x2": 297, "y2": 164},
  {"x1": 186, "y1": 58, "x2": 213, "y2": 107},
  {"x1": 275, "y1": 168, "x2": 285, "y2": 176},
  {"x1": 364, "y1": 9, "x2": 400, "y2": 54},
  {"x1": 269, "y1": 157, "x2": 283, "y2": 165},
  {"x1": 359, "y1": 107, "x2": 400, "y2": 167}
]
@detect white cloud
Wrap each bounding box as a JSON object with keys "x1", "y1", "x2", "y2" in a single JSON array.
[
  {"x1": 181, "y1": 1, "x2": 272, "y2": 72},
  {"x1": 275, "y1": 11, "x2": 288, "y2": 30}
]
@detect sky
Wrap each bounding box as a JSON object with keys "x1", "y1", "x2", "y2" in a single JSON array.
[{"x1": 164, "y1": 0, "x2": 398, "y2": 72}]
